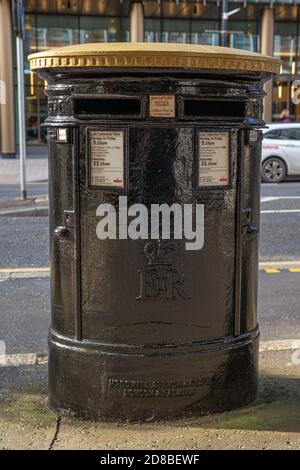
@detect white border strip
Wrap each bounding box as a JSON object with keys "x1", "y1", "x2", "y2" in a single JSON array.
[
  {"x1": 0, "y1": 268, "x2": 50, "y2": 280},
  {"x1": 261, "y1": 209, "x2": 300, "y2": 214},
  {"x1": 0, "y1": 353, "x2": 48, "y2": 367},
  {"x1": 260, "y1": 339, "x2": 300, "y2": 352},
  {"x1": 1, "y1": 341, "x2": 300, "y2": 367}
]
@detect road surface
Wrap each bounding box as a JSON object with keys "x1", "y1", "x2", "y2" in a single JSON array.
[{"x1": 0, "y1": 182, "x2": 299, "y2": 355}]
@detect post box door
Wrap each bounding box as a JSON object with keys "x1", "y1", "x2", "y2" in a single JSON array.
[{"x1": 78, "y1": 125, "x2": 239, "y2": 346}]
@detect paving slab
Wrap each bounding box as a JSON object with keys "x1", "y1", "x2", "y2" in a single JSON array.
[
  {"x1": 0, "y1": 351, "x2": 299, "y2": 450},
  {"x1": 0, "y1": 159, "x2": 48, "y2": 185}
]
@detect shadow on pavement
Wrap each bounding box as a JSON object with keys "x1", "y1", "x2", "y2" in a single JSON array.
[{"x1": 0, "y1": 363, "x2": 299, "y2": 435}]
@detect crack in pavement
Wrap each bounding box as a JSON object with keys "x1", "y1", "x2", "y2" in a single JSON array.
[{"x1": 48, "y1": 415, "x2": 61, "y2": 451}]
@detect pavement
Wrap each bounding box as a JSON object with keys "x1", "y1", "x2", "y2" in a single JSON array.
[
  {"x1": 0, "y1": 183, "x2": 49, "y2": 217},
  {"x1": 0, "y1": 183, "x2": 48, "y2": 202},
  {"x1": 0, "y1": 179, "x2": 300, "y2": 449},
  {"x1": 0, "y1": 149, "x2": 48, "y2": 216},
  {"x1": 0, "y1": 351, "x2": 299, "y2": 450},
  {"x1": 0, "y1": 145, "x2": 48, "y2": 187},
  {"x1": 0, "y1": 159, "x2": 48, "y2": 185}
]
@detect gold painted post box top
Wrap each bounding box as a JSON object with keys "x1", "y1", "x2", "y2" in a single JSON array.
[{"x1": 29, "y1": 42, "x2": 280, "y2": 74}]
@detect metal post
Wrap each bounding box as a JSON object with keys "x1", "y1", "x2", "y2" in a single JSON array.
[
  {"x1": 220, "y1": 0, "x2": 240, "y2": 48},
  {"x1": 16, "y1": 35, "x2": 27, "y2": 199},
  {"x1": 221, "y1": 0, "x2": 228, "y2": 47},
  {"x1": 261, "y1": 6, "x2": 275, "y2": 123},
  {"x1": 13, "y1": 0, "x2": 27, "y2": 199}
]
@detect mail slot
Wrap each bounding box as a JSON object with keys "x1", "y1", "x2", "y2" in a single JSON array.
[
  {"x1": 183, "y1": 99, "x2": 246, "y2": 118},
  {"x1": 29, "y1": 43, "x2": 279, "y2": 420},
  {"x1": 74, "y1": 97, "x2": 142, "y2": 117}
]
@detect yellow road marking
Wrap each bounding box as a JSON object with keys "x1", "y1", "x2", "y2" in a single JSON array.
[
  {"x1": 288, "y1": 267, "x2": 300, "y2": 273},
  {"x1": 264, "y1": 268, "x2": 281, "y2": 273}
]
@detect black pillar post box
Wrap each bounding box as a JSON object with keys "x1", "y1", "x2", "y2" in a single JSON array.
[{"x1": 29, "y1": 44, "x2": 279, "y2": 420}]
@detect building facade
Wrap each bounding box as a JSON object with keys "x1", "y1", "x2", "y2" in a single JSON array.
[{"x1": 0, "y1": 0, "x2": 300, "y2": 156}]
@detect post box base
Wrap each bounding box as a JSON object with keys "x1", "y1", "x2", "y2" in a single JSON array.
[{"x1": 48, "y1": 328, "x2": 259, "y2": 421}]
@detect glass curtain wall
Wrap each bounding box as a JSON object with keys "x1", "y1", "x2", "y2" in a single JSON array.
[
  {"x1": 274, "y1": 5, "x2": 300, "y2": 122},
  {"x1": 22, "y1": 1, "x2": 300, "y2": 143},
  {"x1": 144, "y1": 1, "x2": 220, "y2": 46},
  {"x1": 23, "y1": 2, "x2": 129, "y2": 145},
  {"x1": 144, "y1": 2, "x2": 258, "y2": 50}
]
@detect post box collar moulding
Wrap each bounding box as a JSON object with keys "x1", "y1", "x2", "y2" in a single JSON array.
[{"x1": 29, "y1": 42, "x2": 280, "y2": 74}]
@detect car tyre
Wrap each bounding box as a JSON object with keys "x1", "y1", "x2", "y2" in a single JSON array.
[{"x1": 262, "y1": 157, "x2": 287, "y2": 183}]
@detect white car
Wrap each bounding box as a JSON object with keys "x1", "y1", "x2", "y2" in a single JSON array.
[{"x1": 262, "y1": 123, "x2": 300, "y2": 183}]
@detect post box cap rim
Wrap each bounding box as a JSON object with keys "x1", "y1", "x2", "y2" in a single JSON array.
[{"x1": 28, "y1": 42, "x2": 280, "y2": 74}]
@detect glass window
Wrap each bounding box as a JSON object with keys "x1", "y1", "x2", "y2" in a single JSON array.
[
  {"x1": 25, "y1": 75, "x2": 47, "y2": 145},
  {"x1": 79, "y1": 17, "x2": 125, "y2": 43},
  {"x1": 36, "y1": 15, "x2": 79, "y2": 50},
  {"x1": 281, "y1": 128, "x2": 300, "y2": 140},
  {"x1": 264, "y1": 130, "x2": 282, "y2": 139},
  {"x1": 161, "y1": 19, "x2": 190, "y2": 44},
  {"x1": 272, "y1": 82, "x2": 292, "y2": 121},
  {"x1": 120, "y1": 18, "x2": 130, "y2": 42},
  {"x1": 278, "y1": 129, "x2": 291, "y2": 139},
  {"x1": 145, "y1": 19, "x2": 161, "y2": 42},
  {"x1": 264, "y1": 128, "x2": 300, "y2": 140},
  {"x1": 272, "y1": 81, "x2": 300, "y2": 123},
  {"x1": 24, "y1": 14, "x2": 37, "y2": 72},
  {"x1": 24, "y1": 14, "x2": 80, "y2": 146},
  {"x1": 274, "y1": 21, "x2": 297, "y2": 74},
  {"x1": 228, "y1": 21, "x2": 259, "y2": 51},
  {"x1": 191, "y1": 21, "x2": 219, "y2": 46}
]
